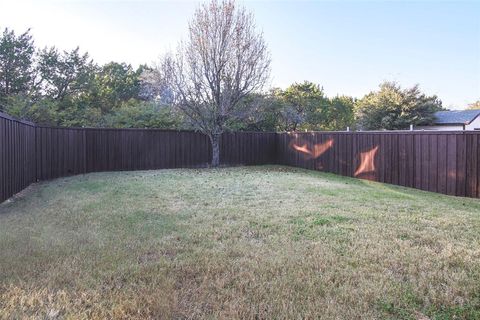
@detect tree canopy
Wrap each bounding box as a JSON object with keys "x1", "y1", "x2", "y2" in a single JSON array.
[
  {"x1": 0, "y1": 28, "x2": 35, "y2": 98},
  {"x1": 0, "y1": 28, "x2": 176, "y2": 128},
  {"x1": 355, "y1": 82, "x2": 443, "y2": 130},
  {"x1": 263, "y1": 81, "x2": 355, "y2": 132}
]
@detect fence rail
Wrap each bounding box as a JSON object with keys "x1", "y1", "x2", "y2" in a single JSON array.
[{"x1": 1, "y1": 111, "x2": 480, "y2": 203}]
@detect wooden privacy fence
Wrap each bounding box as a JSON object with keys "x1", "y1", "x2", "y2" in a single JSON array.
[
  {"x1": 0, "y1": 112, "x2": 276, "y2": 203},
  {"x1": 35, "y1": 128, "x2": 276, "y2": 180},
  {"x1": 2, "y1": 111, "x2": 480, "y2": 203},
  {"x1": 0, "y1": 113, "x2": 36, "y2": 203},
  {"x1": 277, "y1": 131, "x2": 480, "y2": 198}
]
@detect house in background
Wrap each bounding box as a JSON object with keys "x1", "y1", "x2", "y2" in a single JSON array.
[{"x1": 416, "y1": 110, "x2": 480, "y2": 131}]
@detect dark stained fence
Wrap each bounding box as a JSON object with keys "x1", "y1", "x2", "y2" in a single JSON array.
[
  {"x1": 277, "y1": 131, "x2": 480, "y2": 198},
  {"x1": 221, "y1": 132, "x2": 277, "y2": 166},
  {"x1": 1, "y1": 111, "x2": 278, "y2": 203},
  {"x1": 35, "y1": 127, "x2": 87, "y2": 180},
  {"x1": 83, "y1": 129, "x2": 277, "y2": 172},
  {"x1": 84, "y1": 129, "x2": 211, "y2": 172},
  {"x1": 2, "y1": 109, "x2": 480, "y2": 203},
  {"x1": 0, "y1": 112, "x2": 36, "y2": 203},
  {"x1": 35, "y1": 128, "x2": 276, "y2": 174}
]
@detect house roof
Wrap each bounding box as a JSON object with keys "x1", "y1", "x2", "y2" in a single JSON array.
[{"x1": 433, "y1": 110, "x2": 480, "y2": 125}]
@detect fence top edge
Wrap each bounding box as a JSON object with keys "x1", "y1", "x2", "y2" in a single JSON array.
[
  {"x1": 0, "y1": 111, "x2": 36, "y2": 127},
  {"x1": 34, "y1": 126, "x2": 278, "y2": 134}
]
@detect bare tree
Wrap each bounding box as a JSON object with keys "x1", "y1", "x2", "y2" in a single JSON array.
[{"x1": 149, "y1": 0, "x2": 270, "y2": 167}]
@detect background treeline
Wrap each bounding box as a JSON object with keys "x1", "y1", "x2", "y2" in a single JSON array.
[
  {"x1": 0, "y1": 28, "x2": 455, "y2": 131},
  {"x1": 0, "y1": 28, "x2": 179, "y2": 128}
]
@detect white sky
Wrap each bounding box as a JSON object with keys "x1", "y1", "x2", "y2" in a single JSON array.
[{"x1": 0, "y1": 0, "x2": 190, "y2": 66}]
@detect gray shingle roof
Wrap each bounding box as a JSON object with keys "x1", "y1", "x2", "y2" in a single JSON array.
[{"x1": 434, "y1": 110, "x2": 480, "y2": 125}]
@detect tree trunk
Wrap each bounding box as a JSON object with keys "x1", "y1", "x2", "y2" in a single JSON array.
[{"x1": 210, "y1": 133, "x2": 221, "y2": 167}]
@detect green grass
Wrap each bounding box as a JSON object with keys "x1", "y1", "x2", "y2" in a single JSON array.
[{"x1": 1, "y1": 165, "x2": 479, "y2": 319}]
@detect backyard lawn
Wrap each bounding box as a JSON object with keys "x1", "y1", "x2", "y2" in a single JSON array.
[{"x1": 1, "y1": 166, "x2": 479, "y2": 319}]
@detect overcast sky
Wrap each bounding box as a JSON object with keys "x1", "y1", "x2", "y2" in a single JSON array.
[{"x1": 1, "y1": 0, "x2": 479, "y2": 109}]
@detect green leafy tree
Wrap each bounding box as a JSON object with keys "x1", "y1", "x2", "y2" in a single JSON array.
[
  {"x1": 269, "y1": 81, "x2": 354, "y2": 131},
  {"x1": 279, "y1": 81, "x2": 326, "y2": 131},
  {"x1": 88, "y1": 62, "x2": 146, "y2": 113},
  {"x1": 37, "y1": 47, "x2": 96, "y2": 101},
  {"x1": 35, "y1": 46, "x2": 103, "y2": 126},
  {"x1": 322, "y1": 95, "x2": 355, "y2": 131},
  {"x1": 355, "y1": 82, "x2": 443, "y2": 130},
  {"x1": 0, "y1": 28, "x2": 35, "y2": 102},
  {"x1": 0, "y1": 27, "x2": 180, "y2": 129}
]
